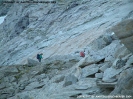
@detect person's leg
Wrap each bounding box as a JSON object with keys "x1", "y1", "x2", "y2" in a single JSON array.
[{"x1": 38, "y1": 59, "x2": 41, "y2": 62}]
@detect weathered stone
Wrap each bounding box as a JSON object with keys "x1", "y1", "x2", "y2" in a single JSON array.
[
  {"x1": 95, "y1": 73, "x2": 103, "y2": 79},
  {"x1": 3, "y1": 66, "x2": 19, "y2": 77},
  {"x1": 97, "y1": 40, "x2": 122, "y2": 62},
  {"x1": 112, "y1": 58, "x2": 126, "y2": 69},
  {"x1": 71, "y1": 67, "x2": 82, "y2": 80},
  {"x1": 76, "y1": 55, "x2": 104, "y2": 68},
  {"x1": 82, "y1": 64, "x2": 99, "y2": 78},
  {"x1": 7, "y1": 76, "x2": 16, "y2": 83},
  {"x1": 112, "y1": 19, "x2": 133, "y2": 53},
  {"x1": 0, "y1": 0, "x2": 133, "y2": 99},
  {"x1": 0, "y1": 72, "x2": 4, "y2": 80},
  {"x1": 97, "y1": 79, "x2": 117, "y2": 88},
  {"x1": 114, "y1": 45, "x2": 131, "y2": 59},
  {"x1": 74, "y1": 85, "x2": 90, "y2": 90},
  {"x1": 0, "y1": 86, "x2": 15, "y2": 98},
  {"x1": 99, "y1": 62, "x2": 111, "y2": 72},
  {"x1": 126, "y1": 55, "x2": 133, "y2": 66},
  {"x1": 76, "y1": 78, "x2": 97, "y2": 89},
  {"x1": 27, "y1": 58, "x2": 39, "y2": 66},
  {"x1": 87, "y1": 33, "x2": 113, "y2": 51},
  {"x1": 0, "y1": 83, "x2": 6, "y2": 89},
  {"x1": 52, "y1": 75, "x2": 65, "y2": 83},
  {"x1": 25, "y1": 81, "x2": 45, "y2": 91},
  {"x1": 102, "y1": 67, "x2": 123, "y2": 83},
  {"x1": 63, "y1": 74, "x2": 78, "y2": 87},
  {"x1": 110, "y1": 68, "x2": 133, "y2": 96}
]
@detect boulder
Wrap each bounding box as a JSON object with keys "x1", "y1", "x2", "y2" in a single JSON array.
[
  {"x1": 63, "y1": 74, "x2": 78, "y2": 87},
  {"x1": 99, "y1": 62, "x2": 111, "y2": 72},
  {"x1": 52, "y1": 75, "x2": 65, "y2": 83},
  {"x1": 111, "y1": 19, "x2": 133, "y2": 53},
  {"x1": 126, "y1": 55, "x2": 133, "y2": 66},
  {"x1": 114, "y1": 45, "x2": 131, "y2": 59},
  {"x1": 110, "y1": 68, "x2": 133, "y2": 96},
  {"x1": 97, "y1": 79, "x2": 117, "y2": 88},
  {"x1": 82, "y1": 64, "x2": 99, "y2": 78},
  {"x1": 102, "y1": 67, "x2": 123, "y2": 83},
  {"x1": 76, "y1": 55, "x2": 104, "y2": 68},
  {"x1": 112, "y1": 58, "x2": 126, "y2": 69},
  {"x1": 95, "y1": 73, "x2": 103, "y2": 79},
  {"x1": 0, "y1": 86, "x2": 15, "y2": 99},
  {"x1": 71, "y1": 67, "x2": 82, "y2": 80},
  {"x1": 3, "y1": 66, "x2": 19, "y2": 77},
  {"x1": 24, "y1": 81, "x2": 45, "y2": 91},
  {"x1": 75, "y1": 78, "x2": 97, "y2": 89},
  {"x1": 0, "y1": 83, "x2": 6, "y2": 89},
  {"x1": 87, "y1": 33, "x2": 113, "y2": 51},
  {"x1": 27, "y1": 58, "x2": 39, "y2": 66}
]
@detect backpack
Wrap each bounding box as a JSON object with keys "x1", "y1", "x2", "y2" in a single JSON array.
[
  {"x1": 80, "y1": 51, "x2": 85, "y2": 57},
  {"x1": 37, "y1": 54, "x2": 40, "y2": 59}
]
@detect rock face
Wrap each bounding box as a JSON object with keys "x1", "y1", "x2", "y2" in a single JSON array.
[
  {"x1": 0, "y1": 0, "x2": 133, "y2": 99},
  {"x1": 110, "y1": 68, "x2": 133, "y2": 96},
  {"x1": 0, "y1": 0, "x2": 133, "y2": 65},
  {"x1": 112, "y1": 19, "x2": 133, "y2": 53},
  {"x1": 0, "y1": 32, "x2": 132, "y2": 99},
  {"x1": 0, "y1": 0, "x2": 12, "y2": 16}
]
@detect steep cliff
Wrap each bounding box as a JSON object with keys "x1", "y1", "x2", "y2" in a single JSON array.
[
  {"x1": 0, "y1": 0, "x2": 133, "y2": 99},
  {"x1": 0, "y1": 0, "x2": 133, "y2": 65}
]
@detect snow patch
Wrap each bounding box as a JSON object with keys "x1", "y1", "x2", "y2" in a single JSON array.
[{"x1": 0, "y1": 16, "x2": 6, "y2": 24}]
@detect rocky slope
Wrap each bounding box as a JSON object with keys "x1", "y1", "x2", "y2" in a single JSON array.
[
  {"x1": 0, "y1": 0, "x2": 133, "y2": 99},
  {"x1": 0, "y1": 0, "x2": 133, "y2": 65}
]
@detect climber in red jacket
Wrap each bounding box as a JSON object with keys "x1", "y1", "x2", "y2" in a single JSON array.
[{"x1": 80, "y1": 51, "x2": 85, "y2": 57}]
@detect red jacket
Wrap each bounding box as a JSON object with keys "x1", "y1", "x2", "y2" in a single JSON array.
[{"x1": 80, "y1": 51, "x2": 85, "y2": 57}]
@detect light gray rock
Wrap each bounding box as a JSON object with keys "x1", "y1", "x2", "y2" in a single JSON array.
[
  {"x1": 102, "y1": 67, "x2": 123, "y2": 83},
  {"x1": 99, "y1": 62, "x2": 111, "y2": 72},
  {"x1": 24, "y1": 81, "x2": 45, "y2": 91},
  {"x1": 63, "y1": 74, "x2": 78, "y2": 87},
  {"x1": 1, "y1": 0, "x2": 132, "y2": 66},
  {"x1": 27, "y1": 58, "x2": 39, "y2": 66},
  {"x1": 0, "y1": 83, "x2": 6, "y2": 89},
  {"x1": 0, "y1": 0, "x2": 133, "y2": 99},
  {"x1": 96, "y1": 40, "x2": 122, "y2": 62},
  {"x1": 0, "y1": 86, "x2": 15, "y2": 99},
  {"x1": 74, "y1": 85, "x2": 90, "y2": 90},
  {"x1": 112, "y1": 19, "x2": 133, "y2": 53},
  {"x1": 110, "y1": 68, "x2": 133, "y2": 96},
  {"x1": 126, "y1": 55, "x2": 133, "y2": 66},
  {"x1": 87, "y1": 33, "x2": 113, "y2": 51},
  {"x1": 82, "y1": 64, "x2": 99, "y2": 78},
  {"x1": 95, "y1": 73, "x2": 103, "y2": 79},
  {"x1": 76, "y1": 55, "x2": 104, "y2": 68},
  {"x1": 52, "y1": 75, "x2": 65, "y2": 83},
  {"x1": 97, "y1": 79, "x2": 117, "y2": 88},
  {"x1": 112, "y1": 58, "x2": 126, "y2": 69},
  {"x1": 3, "y1": 66, "x2": 19, "y2": 77},
  {"x1": 71, "y1": 67, "x2": 82, "y2": 80},
  {"x1": 0, "y1": 72, "x2": 4, "y2": 80},
  {"x1": 43, "y1": 54, "x2": 80, "y2": 70},
  {"x1": 75, "y1": 78, "x2": 98, "y2": 90},
  {"x1": 4, "y1": 76, "x2": 16, "y2": 83},
  {"x1": 114, "y1": 45, "x2": 131, "y2": 59}
]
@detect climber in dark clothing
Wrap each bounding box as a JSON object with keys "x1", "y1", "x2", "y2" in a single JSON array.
[{"x1": 37, "y1": 53, "x2": 43, "y2": 62}]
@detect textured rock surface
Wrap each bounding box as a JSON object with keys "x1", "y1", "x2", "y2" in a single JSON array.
[
  {"x1": 112, "y1": 19, "x2": 133, "y2": 53},
  {"x1": 82, "y1": 64, "x2": 99, "y2": 78},
  {"x1": 110, "y1": 68, "x2": 133, "y2": 96},
  {"x1": 102, "y1": 67, "x2": 123, "y2": 83},
  {"x1": 0, "y1": 0, "x2": 133, "y2": 99},
  {"x1": 0, "y1": 0, "x2": 133, "y2": 65}
]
